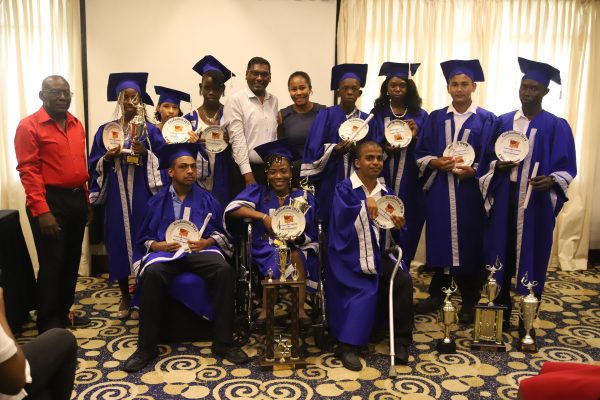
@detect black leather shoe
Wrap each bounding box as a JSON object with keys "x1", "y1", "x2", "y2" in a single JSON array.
[
  {"x1": 335, "y1": 345, "x2": 362, "y2": 371},
  {"x1": 415, "y1": 297, "x2": 444, "y2": 314},
  {"x1": 211, "y1": 344, "x2": 249, "y2": 364},
  {"x1": 459, "y1": 304, "x2": 475, "y2": 324},
  {"x1": 123, "y1": 347, "x2": 158, "y2": 372},
  {"x1": 394, "y1": 345, "x2": 409, "y2": 365}
]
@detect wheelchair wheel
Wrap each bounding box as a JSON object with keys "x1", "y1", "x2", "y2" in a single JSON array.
[{"x1": 232, "y1": 315, "x2": 251, "y2": 346}]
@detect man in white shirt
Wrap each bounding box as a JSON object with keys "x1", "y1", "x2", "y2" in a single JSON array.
[{"x1": 221, "y1": 57, "x2": 278, "y2": 190}]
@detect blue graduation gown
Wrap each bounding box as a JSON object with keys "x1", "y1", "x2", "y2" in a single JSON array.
[
  {"x1": 326, "y1": 178, "x2": 407, "y2": 346},
  {"x1": 184, "y1": 110, "x2": 233, "y2": 206},
  {"x1": 88, "y1": 121, "x2": 166, "y2": 281},
  {"x1": 414, "y1": 107, "x2": 498, "y2": 274},
  {"x1": 223, "y1": 184, "x2": 319, "y2": 290},
  {"x1": 478, "y1": 110, "x2": 576, "y2": 295},
  {"x1": 371, "y1": 105, "x2": 428, "y2": 264},
  {"x1": 300, "y1": 105, "x2": 374, "y2": 222}
]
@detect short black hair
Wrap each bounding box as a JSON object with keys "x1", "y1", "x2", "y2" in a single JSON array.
[
  {"x1": 287, "y1": 71, "x2": 312, "y2": 88},
  {"x1": 355, "y1": 140, "x2": 383, "y2": 159},
  {"x1": 247, "y1": 56, "x2": 271, "y2": 71},
  {"x1": 373, "y1": 76, "x2": 423, "y2": 114}
]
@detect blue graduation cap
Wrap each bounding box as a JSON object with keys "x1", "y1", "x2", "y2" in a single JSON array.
[
  {"x1": 192, "y1": 55, "x2": 235, "y2": 82},
  {"x1": 331, "y1": 63, "x2": 368, "y2": 90},
  {"x1": 378, "y1": 62, "x2": 420, "y2": 79},
  {"x1": 107, "y1": 72, "x2": 154, "y2": 105},
  {"x1": 440, "y1": 59, "x2": 485, "y2": 83},
  {"x1": 518, "y1": 57, "x2": 561, "y2": 88},
  {"x1": 158, "y1": 143, "x2": 201, "y2": 170},
  {"x1": 154, "y1": 86, "x2": 191, "y2": 107},
  {"x1": 254, "y1": 138, "x2": 300, "y2": 164}
]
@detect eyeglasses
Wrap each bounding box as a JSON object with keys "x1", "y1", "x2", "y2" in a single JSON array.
[
  {"x1": 247, "y1": 70, "x2": 271, "y2": 79},
  {"x1": 42, "y1": 89, "x2": 74, "y2": 98}
]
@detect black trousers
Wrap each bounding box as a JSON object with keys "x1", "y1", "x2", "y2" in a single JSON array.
[
  {"x1": 427, "y1": 269, "x2": 485, "y2": 307},
  {"x1": 138, "y1": 252, "x2": 235, "y2": 350},
  {"x1": 23, "y1": 328, "x2": 77, "y2": 400},
  {"x1": 378, "y1": 255, "x2": 414, "y2": 345},
  {"x1": 27, "y1": 186, "x2": 87, "y2": 333}
]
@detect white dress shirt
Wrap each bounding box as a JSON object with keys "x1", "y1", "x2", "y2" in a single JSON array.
[
  {"x1": 221, "y1": 87, "x2": 278, "y2": 175},
  {"x1": 511, "y1": 108, "x2": 531, "y2": 181},
  {"x1": 350, "y1": 171, "x2": 386, "y2": 243},
  {"x1": 447, "y1": 102, "x2": 479, "y2": 136}
]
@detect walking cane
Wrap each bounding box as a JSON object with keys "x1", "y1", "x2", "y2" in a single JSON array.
[{"x1": 388, "y1": 245, "x2": 403, "y2": 378}]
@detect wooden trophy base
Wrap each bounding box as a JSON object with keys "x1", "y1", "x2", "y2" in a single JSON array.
[
  {"x1": 519, "y1": 339, "x2": 537, "y2": 353},
  {"x1": 436, "y1": 340, "x2": 456, "y2": 354},
  {"x1": 471, "y1": 341, "x2": 506, "y2": 352},
  {"x1": 125, "y1": 153, "x2": 143, "y2": 166},
  {"x1": 259, "y1": 277, "x2": 307, "y2": 371}
]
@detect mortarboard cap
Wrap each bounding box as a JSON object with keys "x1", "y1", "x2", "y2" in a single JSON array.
[
  {"x1": 254, "y1": 138, "x2": 300, "y2": 165},
  {"x1": 158, "y1": 143, "x2": 200, "y2": 170},
  {"x1": 518, "y1": 57, "x2": 561, "y2": 88},
  {"x1": 378, "y1": 62, "x2": 420, "y2": 79},
  {"x1": 192, "y1": 55, "x2": 235, "y2": 82},
  {"x1": 331, "y1": 63, "x2": 368, "y2": 90},
  {"x1": 107, "y1": 72, "x2": 154, "y2": 105},
  {"x1": 154, "y1": 86, "x2": 191, "y2": 107},
  {"x1": 440, "y1": 59, "x2": 485, "y2": 83}
]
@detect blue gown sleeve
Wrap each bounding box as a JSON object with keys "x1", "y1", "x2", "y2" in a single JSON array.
[
  {"x1": 548, "y1": 118, "x2": 577, "y2": 215},
  {"x1": 300, "y1": 108, "x2": 337, "y2": 180},
  {"x1": 88, "y1": 124, "x2": 110, "y2": 205}
]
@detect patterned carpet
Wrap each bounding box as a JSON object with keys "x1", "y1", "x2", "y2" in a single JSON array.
[{"x1": 16, "y1": 264, "x2": 600, "y2": 400}]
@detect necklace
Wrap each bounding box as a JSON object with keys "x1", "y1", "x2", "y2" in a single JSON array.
[
  {"x1": 274, "y1": 192, "x2": 289, "y2": 201},
  {"x1": 390, "y1": 103, "x2": 408, "y2": 119},
  {"x1": 200, "y1": 105, "x2": 222, "y2": 125}
]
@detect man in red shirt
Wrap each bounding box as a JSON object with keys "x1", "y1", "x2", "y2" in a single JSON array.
[{"x1": 14, "y1": 75, "x2": 91, "y2": 333}]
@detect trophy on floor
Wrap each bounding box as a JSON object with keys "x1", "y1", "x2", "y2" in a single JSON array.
[
  {"x1": 517, "y1": 273, "x2": 540, "y2": 352},
  {"x1": 290, "y1": 177, "x2": 315, "y2": 215},
  {"x1": 471, "y1": 257, "x2": 507, "y2": 352},
  {"x1": 123, "y1": 104, "x2": 147, "y2": 166},
  {"x1": 437, "y1": 279, "x2": 458, "y2": 354},
  {"x1": 259, "y1": 210, "x2": 307, "y2": 370}
]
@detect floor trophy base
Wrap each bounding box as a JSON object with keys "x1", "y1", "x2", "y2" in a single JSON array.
[
  {"x1": 436, "y1": 340, "x2": 456, "y2": 354},
  {"x1": 519, "y1": 339, "x2": 537, "y2": 353},
  {"x1": 471, "y1": 341, "x2": 506, "y2": 352},
  {"x1": 259, "y1": 358, "x2": 308, "y2": 371}
]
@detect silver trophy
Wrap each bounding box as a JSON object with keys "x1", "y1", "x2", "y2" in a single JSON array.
[
  {"x1": 290, "y1": 177, "x2": 314, "y2": 215},
  {"x1": 437, "y1": 279, "x2": 458, "y2": 354},
  {"x1": 517, "y1": 273, "x2": 540, "y2": 352},
  {"x1": 471, "y1": 257, "x2": 507, "y2": 351},
  {"x1": 124, "y1": 104, "x2": 147, "y2": 166}
]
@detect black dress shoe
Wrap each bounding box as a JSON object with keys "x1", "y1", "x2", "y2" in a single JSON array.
[
  {"x1": 123, "y1": 347, "x2": 158, "y2": 372},
  {"x1": 211, "y1": 343, "x2": 249, "y2": 364},
  {"x1": 458, "y1": 304, "x2": 475, "y2": 324},
  {"x1": 415, "y1": 297, "x2": 444, "y2": 314},
  {"x1": 335, "y1": 344, "x2": 362, "y2": 371},
  {"x1": 394, "y1": 345, "x2": 409, "y2": 365}
]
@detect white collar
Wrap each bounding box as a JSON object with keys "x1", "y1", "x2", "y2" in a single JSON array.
[
  {"x1": 447, "y1": 102, "x2": 478, "y2": 115},
  {"x1": 514, "y1": 108, "x2": 528, "y2": 121},
  {"x1": 350, "y1": 172, "x2": 387, "y2": 195},
  {"x1": 245, "y1": 86, "x2": 271, "y2": 100}
]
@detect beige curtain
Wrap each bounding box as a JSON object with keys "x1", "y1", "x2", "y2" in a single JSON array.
[
  {"x1": 0, "y1": 0, "x2": 90, "y2": 275},
  {"x1": 338, "y1": 0, "x2": 600, "y2": 271}
]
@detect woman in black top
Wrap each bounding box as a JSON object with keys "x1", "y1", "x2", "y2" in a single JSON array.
[{"x1": 277, "y1": 71, "x2": 325, "y2": 179}]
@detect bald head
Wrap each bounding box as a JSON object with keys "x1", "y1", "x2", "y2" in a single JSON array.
[{"x1": 39, "y1": 75, "x2": 72, "y2": 119}]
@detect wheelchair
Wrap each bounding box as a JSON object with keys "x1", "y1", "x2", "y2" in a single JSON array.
[{"x1": 231, "y1": 218, "x2": 330, "y2": 350}]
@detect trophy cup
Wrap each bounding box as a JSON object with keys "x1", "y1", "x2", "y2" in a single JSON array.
[
  {"x1": 517, "y1": 273, "x2": 540, "y2": 352},
  {"x1": 277, "y1": 242, "x2": 290, "y2": 282},
  {"x1": 290, "y1": 177, "x2": 315, "y2": 215},
  {"x1": 124, "y1": 104, "x2": 147, "y2": 166},
  {"x1": 436, "y1": 279, "x2": 458, "y2": 354},
  {"x1": 471, "y1": 257, "x2": 507, "y2": 351}
]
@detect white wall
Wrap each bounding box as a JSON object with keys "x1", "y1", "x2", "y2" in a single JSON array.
[{"x1": 84, "y1": 0, "x2": 336, "y2": 134}]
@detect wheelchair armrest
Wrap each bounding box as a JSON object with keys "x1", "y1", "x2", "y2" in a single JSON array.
[{"x1": 242, "y1": 217, "x2": 253, "y2": 224}]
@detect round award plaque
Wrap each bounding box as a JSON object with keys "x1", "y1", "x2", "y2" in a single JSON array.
[
  {"x1": 385, "y1": 120, "x2": 412, "y2": 148},
  {"x1": 494, "y1": 130, "x2": 529, "y2": 163},
  {"x1": 373, "y1": 195, "x2": 405, "y2": 229},
  {"x1": 162, "y1": 117, "x2": 193, "y2": 144},
  {"x1": 271, "y1": 205, "x2": 306, "y2": 240},
  {"x1": 102, "y1": 122, "x2": 124, "y2": 150},
  {"x1": 338, "y1": 117, "x2": 370, "y2": 142},
  {"x1": 442, "y1": 141, "x2": 476, "y2": 167},
  {"x1": 200, "y1": 126, "x2": 228, "y2": 153},
  {"x1": 165, "y1": 219, "x2": 200, "y2": 245}
]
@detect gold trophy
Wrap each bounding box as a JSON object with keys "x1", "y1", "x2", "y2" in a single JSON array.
[
  {"x1": 124, "y1": 104, "x2": 147, "y2": 166},
  {"x1": 471, "y1": 257, "x2": 507, "y2": 351},
  {"x1": 276, "y1": 242, "x2": 290, "y2": 282},
  {"x1": 436, "y1": 279, "x2": 458, "y2": 354},
  {"x1": 290, "y1": 177, "x2": 315, "y2": 215},
  {"x1": 517, "y1": 273, "x2": 540, "y2": 352}
]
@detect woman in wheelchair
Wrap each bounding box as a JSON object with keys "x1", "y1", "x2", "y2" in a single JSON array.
[{"x1": 224, "y1": 138, "x2": 319, "y2": 329}]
